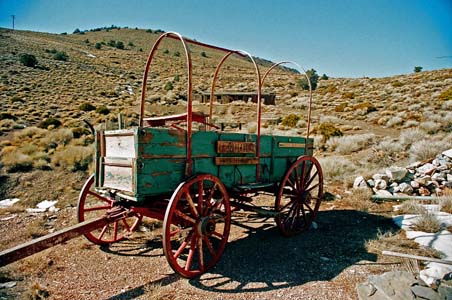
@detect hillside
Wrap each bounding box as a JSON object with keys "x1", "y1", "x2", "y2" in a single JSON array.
[{"x1": 0, "y1": 27, "x2": 452, "y2": 300}]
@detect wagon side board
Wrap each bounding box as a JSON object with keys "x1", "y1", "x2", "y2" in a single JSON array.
[{"x1": 95, "y1": 127, "x2": 314, "y2": 202}]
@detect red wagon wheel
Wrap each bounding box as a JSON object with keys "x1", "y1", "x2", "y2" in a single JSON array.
[
  {"x1": 275, "y1": 156, "x2": 323, "y2": 236},
  {"x1": 77, "y1": 175, "x2": 142, "y2": 245},
  {"x1": 163, "y1": 174, "x2": 231, "y2": 278}
]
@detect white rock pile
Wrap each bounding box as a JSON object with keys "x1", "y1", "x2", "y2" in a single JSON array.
[{"x1": 354, "y1": 149, "x2": 452, "y2": 197}]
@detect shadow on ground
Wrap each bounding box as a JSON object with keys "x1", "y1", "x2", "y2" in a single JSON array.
[
  {"x1": 189, "y1": 209, "x2": 397, "y2": 293},
  {"x1": 107, "y1": 209, "x2": 397, "y2": 299}
]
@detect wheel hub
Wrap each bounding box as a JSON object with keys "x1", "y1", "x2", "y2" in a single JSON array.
[{"x1": 197, "y1": 217, "x2": 216, "y2": 236}]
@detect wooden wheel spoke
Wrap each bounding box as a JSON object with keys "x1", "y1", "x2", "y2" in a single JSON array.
[
  {"x1": 87, "y1": 191, "x2": 112, "y2": 204},
  {"x1": 198, "y1": 237, "x2": 204, "y2": 271},
  {"x1": 185, "y1": 235, "x2": 198, "y2": 271},
  {"x1": 303, "y1": 202, "x2": 314, "y2": 214},
  {"x1": 174, "y1": 241, "x2": 188, "y2": 259},
  {"x1": 212, "y1": 231, "x2": 224, "y2": 239},
  {"x1": 185, "y1": 193, "x2": 199, "y2": 218},
  {"x1": 121, "y1": 219, "x2": 132, "y2": 232},
  {"x1": 113, "y1": 221, "x2": 119, "y2": 240},
  {"x1": 298, "y1": 161, "x2": 306, "y2": 191},
  {"x1": 305, "y1": 182, "x2": 320, "y2": 193},
  {"x1": 174, "y1": 209, "x2": 196, "y2": 224},
  {"x1": 97, "y1": 225, "x2": 108, "y2": 241},
  {"x1": 84, "y1": 205, "x2": 111, "y2": 212},
  {"x1": 285, "y1": 178, "x2": 297, "y2": 192},
  {"x1": 203, "y1": 236, "x2": 216, "y2": 257},
  {"x1": 293, "y1": 166, "x2": 301, "y2": 193},
  {"x1": 280, "y1": 199, "x2": 294, "y2": 212},
  {"x1": 198, "y1": 180, "x2": 204, "y2": 215},
  {"x1": 304, "y1": 170, "x2": 319, "y2": 190}
]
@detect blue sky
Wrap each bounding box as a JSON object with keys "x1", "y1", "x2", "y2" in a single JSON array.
[{"x1": 1, "y1": 0, "x2": 451, "y2": 78}]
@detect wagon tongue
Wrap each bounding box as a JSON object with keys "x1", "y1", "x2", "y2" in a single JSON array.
[{"x1": 0, "y1": 206, "x2": 132, "y2": 267}]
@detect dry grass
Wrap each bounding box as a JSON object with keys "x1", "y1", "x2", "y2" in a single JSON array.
[
  {"x1": 365, "y1": 230, "x2": 442, "y2": 258},
  {"x1": 410, "y1": 211, "x2": 442, "y2": 233},
  {"x1": 318, "y1": 156, "x2": 358, "y2": 183},
  {"x1": 439, "y1": 190, "x2": 452, "y2": 213},
  {"x1": 394, "y1": 200, "x2": 427, "y2": 215},
  {"x1": 24, "y1": 282, "x2": 51, "y2": 300},
  {"x1": 341, "y1": 188, "x2": 376, "y2": 212}
]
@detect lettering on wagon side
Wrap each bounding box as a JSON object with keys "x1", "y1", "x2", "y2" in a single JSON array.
[{"x1": 217, "y1": 141, "x2": 256, "y2": 154}]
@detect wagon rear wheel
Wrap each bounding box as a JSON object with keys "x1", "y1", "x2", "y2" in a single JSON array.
[
  {"x1": 275, "y1": 156, "x2": 323, "y2": 236},
  {"x1": 163, "y1": 174, "x2": 231, "y2": 278},
  {"x1": 77, "y1": 175, "x2": 142, "y2": 245}
]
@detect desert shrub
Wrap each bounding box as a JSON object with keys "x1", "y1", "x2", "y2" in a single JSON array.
[
  {"x1": 386, "y1": 116, "x2": 404, "y2": 127},
  {"x1": 321, "y1": 74, "x2": 329, "y2": 80},
  {"x1": 395, "y1": 201, "x2": 426, "y2": 215},
  {"x1": 95, "y1": 42, "x2": 102, "y2": 49},
  {"x1": 411, "y1": 211, "x2": 441, "y2": 233},
  {"x1": 41, "y1": 128, "x2": 73, "y2": 147},
  {"x1": 439, "y1": 193, "x2": 452, "y2": 214},
  {"x1": 53, "y1": 51, "x2": 68, "y2": 61},
  {"x1": 14, "y1": 127, "x2": 47, "y2": 142},
  {"x1": 326, "y1": 133, "x2": 375, "y2": 154},
  {"x1": 413, "y1": 66, "x2": 423, "y2": 73},
  {"x1": 71, "y1": 127, "x2": 91, "y2": 138},
  {"x1": 409, "y1": 140, "x2": 448, "y2": 162},
  {"x1": 115, "y1": 41, "x2": 125, "y2": 49},
  {"x1": 38, "y1": 118, "x2": 62, "y2": 129},
  {"x1": 107, "y1": 40, "x2": 116, "y2": 47},
  {"x1": 342, "y1": 92, "x2": 354, "y2": 99},
  {"x1": 0, "y1": 113, "x2": 17, "y2": 121},
  {"x1": 95, "y1": 106, "x2": 110, "y2": 115},
  {"x1": 399, "y1": 128, "x2": 423, "y2": 148},
  {"x1": 174, "y1": 51, "x2": 181, "y2": 57},
  {"x1": 438, "y1": 87, "x2": 452, "y2": 101},
  {"x1": 281, "y1": 114, "x2": 300, "y2": 127},
  {"x1": 1, "y1": 151, "x2": 33, "y2": 172},
  {"x1": 73, "y1": 28, "x2": 81, "y2": 34},
  {"x1": 10, "y1": 96, "x2": 24, "y2": 103},
  {"x1": 163, "y1": 49, "x2": 169, "y2": 54},
  {"x1": 201, "y1": 51, "x2": 207, "y2": 58},
  {"x1": 164, "y1": 81, "x2": 173, "y2": 91},
  {"x1": 318, "y1": 156, "x2": 357, "y2": 183},
  {"x1": 128, "y1": 41, "x2": 134, "y2": 47},
  {"x1": 174, "y1": 74, "x2": 180, "y2": 82},
  {"x1": 79, "y1": 103, "x2": 96, "y2": 111},
  {"x1": 317, "y1": 122, "x2": 343, "y2": 141},
  {"x1": 419, "y1": 121, "x2": 441, "y2": 134},
  {"x1": 353, "y1": 102, "x2": 377, "y2": 114},
  {"x1": 346, "y1": 188, "x2": 375, "y2": 212},
  {"x1": 335, "y1": 103, "x2": 347, "y2": 112},
  {"x1": 20, "y1": 54, "x2": 38, "y2": 68},
  {"x1": 391, "y1": 80, "x2": 403, "y2": 87},
  {"x1": 51, "y1": 145, "x2": 93, "y2": 171},
  {"x1": 298, "y1": 68, "x2": 319, "y2": 90}
]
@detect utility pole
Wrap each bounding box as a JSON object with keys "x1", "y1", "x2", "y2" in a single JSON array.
[{"x1": 11, "y1": 15, "x2": 15, "y2": 30}]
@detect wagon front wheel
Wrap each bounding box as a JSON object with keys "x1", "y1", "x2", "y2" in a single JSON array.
[
  {"x1": 163, "y1": 174, "x2": 231, "y2": 278},
  {"x1": 275, "y1": 156, "x2": 323, "y2": 236},
  {"x1": 77, "y1": 175, "x2": 142, "y2": 245}
]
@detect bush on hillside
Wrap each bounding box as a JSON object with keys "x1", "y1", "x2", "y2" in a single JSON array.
[
  {"x1": 79, "y1": 103, "x2": 96, "y2": 112},
  {"x1": 318, "y1": 122, "x2": 343, "y2": 141},
  {"x1": 38, "y1": 118, "x2": 62, "y2": 129},
  {"x1": 53, "y1": 51, "x2": 68, "y2": 61},
  {"x1": 298, "y1": 69, "x2": 319, "y2": 90},
  {"x1": 281, "y1": 114, "x2": 300, "y2": 127},
  {"x1": 95, "y1": 106, "x2": 110, "y2": 115},
  {"x1": 95, "y1": 42, "x2": 102, "y2": 49},
  {"x1": 20, "y1": 54, "x2": 38, "y2": 68}
]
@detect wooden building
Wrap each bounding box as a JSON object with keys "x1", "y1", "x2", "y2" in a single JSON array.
[{"x1": 196, "y1": 92, "x2": 276, "y2": 105}]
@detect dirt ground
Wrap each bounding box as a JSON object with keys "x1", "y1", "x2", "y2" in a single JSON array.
[{"x1": 0, "y1": 191, "x2": 402, "y2": 300}]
